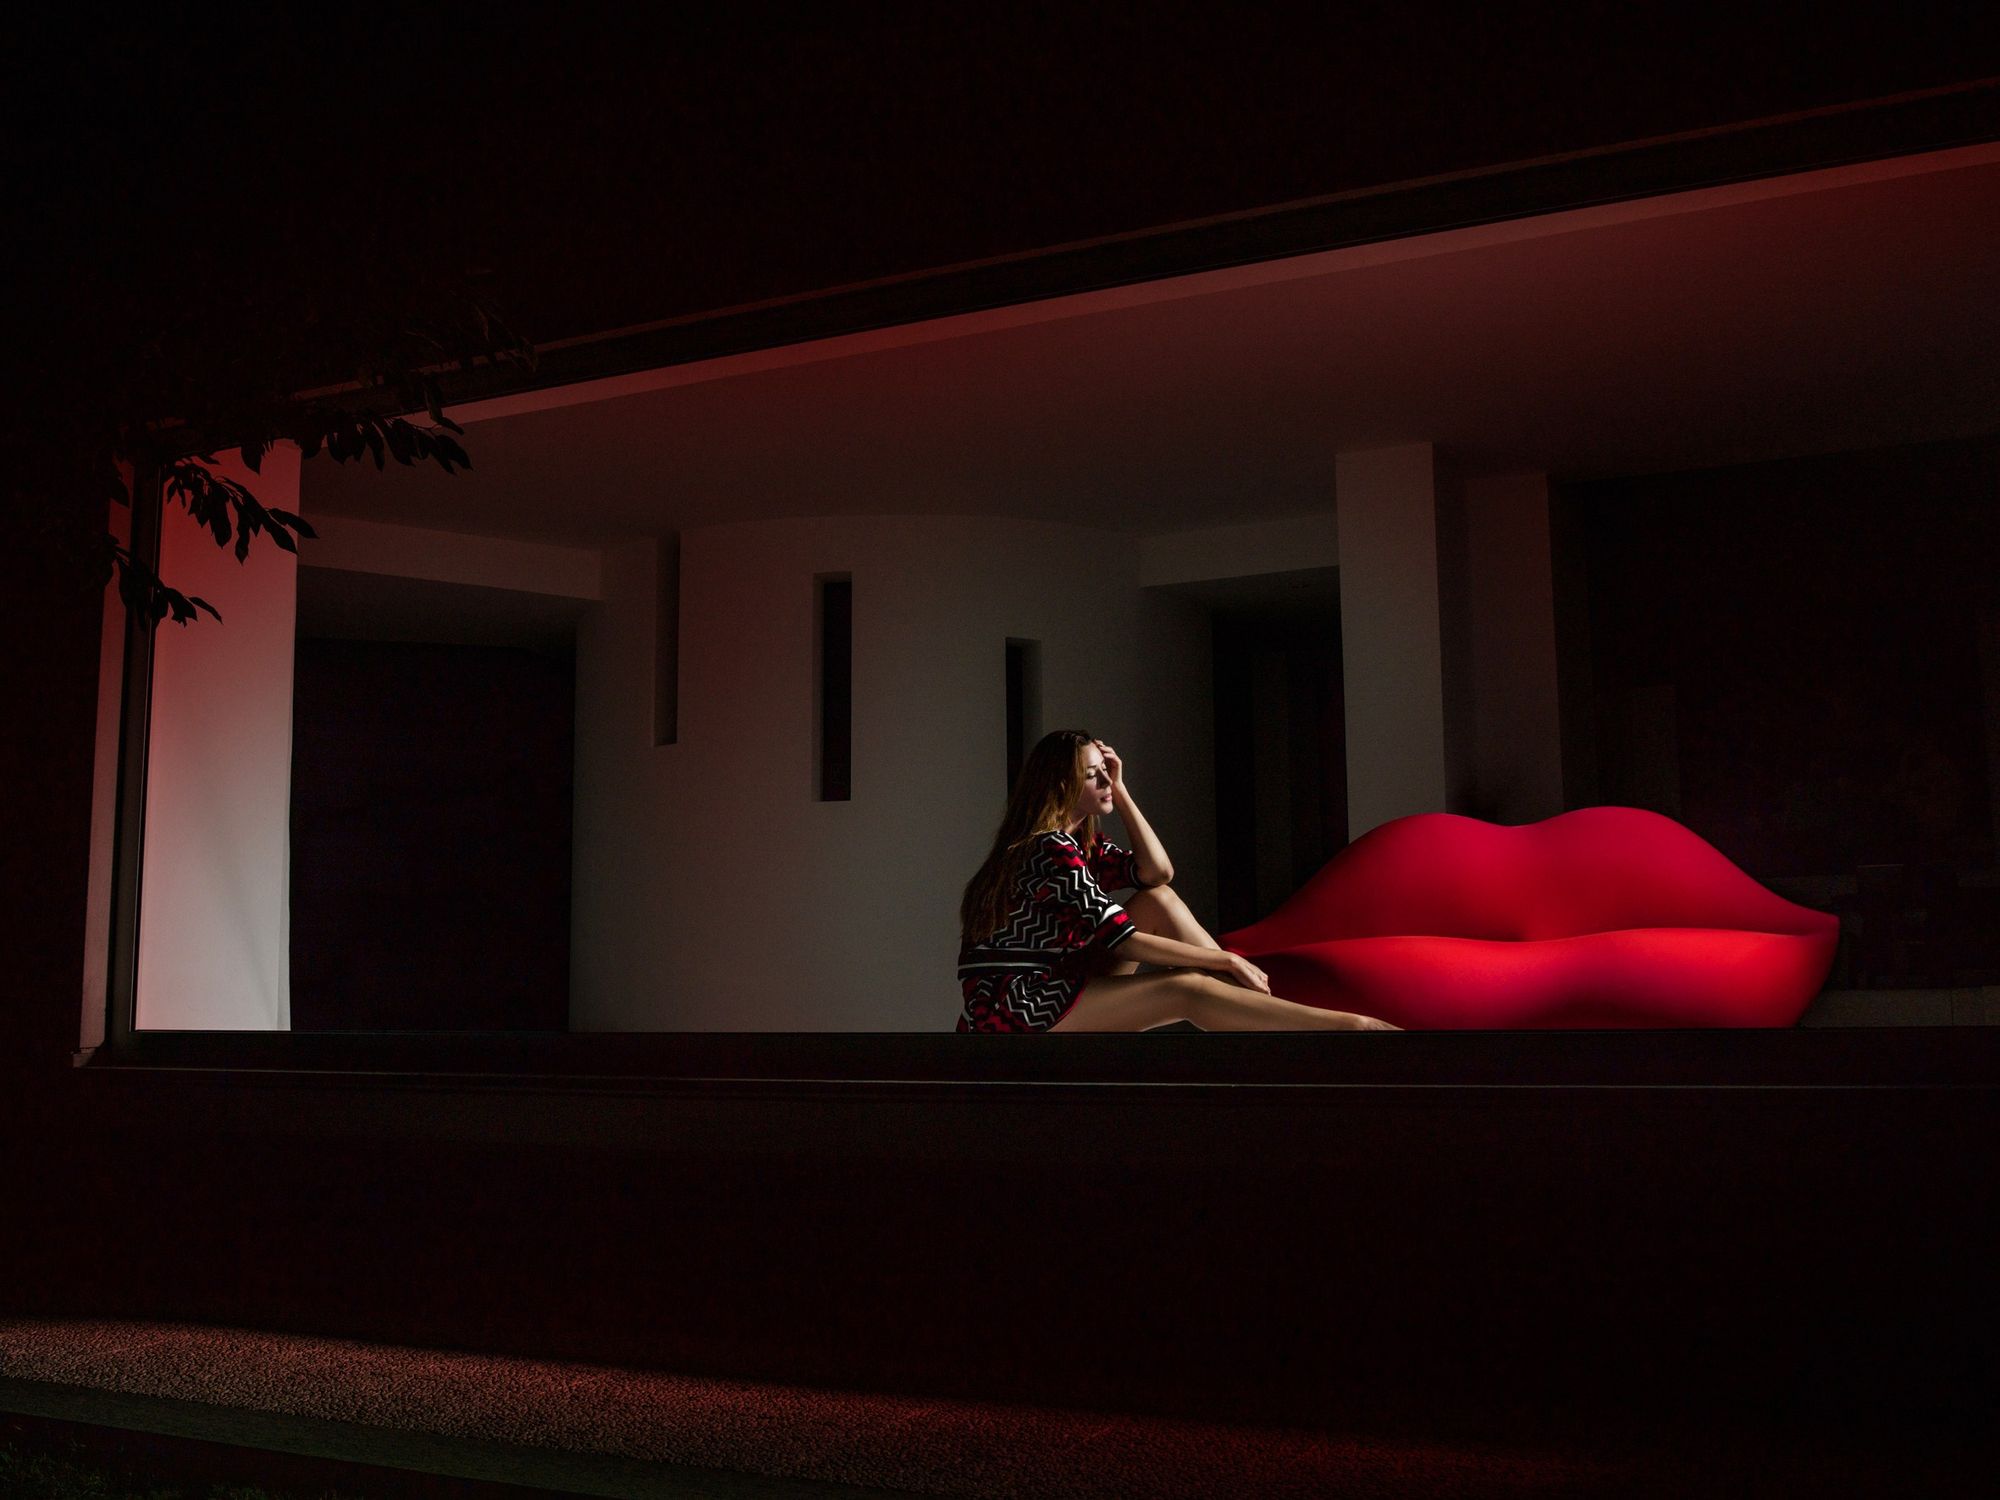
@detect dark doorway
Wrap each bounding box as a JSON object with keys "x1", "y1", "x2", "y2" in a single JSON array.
[
  {"x1": 289, "y1": 635, "x2": 575, "y2": 1031},
  {"x1": 1203, "y1": 570, "x2": 1346, "y2": 934}
]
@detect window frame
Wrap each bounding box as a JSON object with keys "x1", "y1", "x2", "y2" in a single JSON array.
[{"x1": 85, "y1": 83, "x2": 2000, "y2": 1087}]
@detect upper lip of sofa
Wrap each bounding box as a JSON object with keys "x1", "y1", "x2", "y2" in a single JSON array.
[
  {"x1": 1221, "y1": 807, "x2": 1840, "y2": 949},
  {"x1": 1248, "y1": 925, "x2": 1831, "y2": 946}
]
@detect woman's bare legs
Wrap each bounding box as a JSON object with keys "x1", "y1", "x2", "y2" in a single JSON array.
[
  {"x1": 1050, "y1": 968, "x2": 1397, "y2": 1032},
  {"x1": 1097, "y1": 885, "x2": 1225, "y2": 978},
  {"x1": 1055, "y1": 883, "x2": 1398, "y2": 1030}
]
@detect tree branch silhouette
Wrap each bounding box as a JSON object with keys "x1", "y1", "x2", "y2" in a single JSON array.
[{"x1": 9, "y1": 257, "x2": 536, "y2": 627}]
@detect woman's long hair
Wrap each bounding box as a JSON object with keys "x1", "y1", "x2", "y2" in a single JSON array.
[{"x1": 960, "y1": 729, "x2": 1104, "y2": 946}]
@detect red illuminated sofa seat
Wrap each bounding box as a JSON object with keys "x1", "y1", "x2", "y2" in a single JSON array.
[{"x1": 1219, "y1": 806, "x2": 1839, "y2": 1028}]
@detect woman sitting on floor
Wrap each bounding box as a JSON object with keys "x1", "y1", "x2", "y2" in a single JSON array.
[{"x1": 955, "y1": 729, "x2": 1398, "y2": 1034}]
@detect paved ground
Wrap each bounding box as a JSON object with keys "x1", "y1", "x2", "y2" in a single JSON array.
[{"x1": 0, "y1": 1317, "x2": 1989, "y2": 1498}]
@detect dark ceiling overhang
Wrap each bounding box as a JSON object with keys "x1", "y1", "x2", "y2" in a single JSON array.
[{"x1": 420, "y1": 80, "x2": 2000, "y2": 413}]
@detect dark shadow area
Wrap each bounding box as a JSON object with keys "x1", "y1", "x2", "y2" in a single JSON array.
[
  {"x1": 1568, "y1": 434, "x2": 2000, "y2": 987},
  {"x1": 4, "y1": 1051, "x2": 1993, "y2": 1492},
  {"x1": 1571, "y1": 435, "x2": 1998, "y2": 876},
  {"x1": 289, "y1": 636, "x2": 574, "y2": 1032}
]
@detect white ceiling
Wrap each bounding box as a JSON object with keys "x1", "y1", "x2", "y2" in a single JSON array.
[{"x1": 305, "y1": 144, "x2": 2000, "y2": 545}]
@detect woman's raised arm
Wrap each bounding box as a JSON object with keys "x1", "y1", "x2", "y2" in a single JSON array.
[{"x1": 1097, "y1": 739, "x2": 1173, "y2": 886}]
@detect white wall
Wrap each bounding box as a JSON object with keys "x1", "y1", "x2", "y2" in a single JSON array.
[
  {"x1": 569, "y1": 514, "x2": 1215, "y2": 1031},
  {"x1": 303, "y1": 514, "x2": 603, "y2": 599},
  {"x1": 149, "y1": 465, "x2": 1582, "y2": 1032},
  {"x1": 127, "y1": 456, "x2": 1577, "y2": 1031},
  {"x1": 1336, "y1": 443, "x2": 1449, "y2": 835},
  {"x1": 1333, "y1": 453, "x2": 1575, "y2": 833},
  {"x1": 1139, "y1": 512, "x2": 1339, "y2": 587},
  {"x1": 136, "y1": 448, "x2": 301, "y2": 1030}
]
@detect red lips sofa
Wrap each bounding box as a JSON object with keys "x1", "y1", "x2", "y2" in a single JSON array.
[{"x1": 1220, "y1": 807, "x2": 1839, "y2": 1028}]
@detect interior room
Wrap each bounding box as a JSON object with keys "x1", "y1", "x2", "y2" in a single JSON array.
[{"x1": 132, "y1": 140, "x2": 2000, "y2": 1032}]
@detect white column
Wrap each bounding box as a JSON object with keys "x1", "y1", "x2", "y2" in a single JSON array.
[
  {"x1": 136, "y1": 447, "x2": 302, "y2": 1030},
  {"x1": 80, "y1": 482, "x2": 134, "y2": 1053},
  {"x1": 1337, "y1": 444, "x2": 1450, "y2": 835}
]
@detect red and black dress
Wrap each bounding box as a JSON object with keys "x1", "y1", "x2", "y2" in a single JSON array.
[{"x1": 956, "y1": 831, "x2": 1145, "y2": 1033}]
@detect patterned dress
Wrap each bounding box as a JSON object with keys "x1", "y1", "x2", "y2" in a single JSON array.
[{"x1": 956, "y1": 831, "x2": 1146, "y2": 1033}]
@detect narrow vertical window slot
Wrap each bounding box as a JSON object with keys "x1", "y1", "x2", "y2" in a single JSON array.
[
  {"x1": 816, "y1": 574, "x2": 852, "y2": 801},
  {"x1": 1005, "y1": 638, "x2": 1042, "y2": 796},
  {"x1": 655, "y1": 534, "x2": 680, "y2": 747}
]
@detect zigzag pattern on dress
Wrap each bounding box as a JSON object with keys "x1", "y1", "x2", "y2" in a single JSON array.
[
  {"x1": 956, "y1": 833, "x2": 1142, "y2": 1030},
  {"x1": 960, "y1": 834, "x2": 1127, "y2": 964},
  {"x1": 1005, "y1": 974, "x2": 1079, "y2": 1029}
]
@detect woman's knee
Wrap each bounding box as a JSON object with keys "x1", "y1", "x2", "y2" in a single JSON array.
[
  {"x1": 1172, "y1": 970, "x2": 1263, "y2": 1026},
  {"x1": 1160, "y1": 968, "x2": 1230, "y2": 1022},
  {"x1": 1123, "y1": 883, "x2": 1181, "y2": 928}
]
